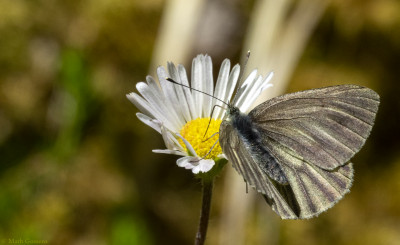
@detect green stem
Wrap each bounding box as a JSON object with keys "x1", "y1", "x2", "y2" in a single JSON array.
[{"x1": 194, "y1": 179, "x2": 214, "y2": 245}]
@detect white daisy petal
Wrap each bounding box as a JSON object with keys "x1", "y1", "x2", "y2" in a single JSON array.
[
  {"x1": 219, "y1": 64, "x2": 240, "y2": 118},
  {"x1": 145, "y1": 75, "x2": 162, "y2": 94},
  {"x1": 167, "y1": 62, "x2": 192, "y2": 122},
  {"x1": 237, "y1": 72, "x2": 274, "y2": 112},
  {"x1": 236, "y1": 75, "x2": 263, "y2": 112},
  {"x1": 192, "y1": 159, "x2": 215, "y2": 174},
  {"x1": 176, "y1": 133, "x2": 198, "y2": 157},
  {"x1": 159, "y1": 125, "x2": 185, "y2": 152},
  {"x1": 161, "y1": 124, "x2": 176, "y2": 150},
  {"x1": 127, "y1": 92, "x2": 156, "y2": 118},
  {"x1": 178, "y1": 64, "x2": 197, "y2": 120},
  {"x1": 213, "y1": 59, "x2": 231, "y2": 118},
  {"x1": 136, "y1": 82, "x2": 180, "y2": 131},
  {"x1": 232, "y1": 69, "x2": 258, "y2": 107},
  {"x1": 157, "y1": 67, "x2": 186, "y2": 127},
  {"x1": 257, "y1": 72, "x2": 274, "y2": 95},
  {"x1": 263, "y1": 72, "x2": 274, "y2": 88},
  {"x1": 145, "y1": 76, "x2": 171, "y2": 113},
  {"x1": 136, "y1": 113, "x2": 161, "y2": 133},
  {"x1": 165, "y1": 63, "x2": 186, "y2": 118},
  {"x1": 260, "y1": 83, "x2": 273, "y2": 92},
  {"x1": 217, "y1": 153, "x2": 226, "y2": 159},
  {"x1": 168, "y1": 132, "x2": 185, "y2": 151},
  {"x1": 158, "y1": 66, "x2": 178, "y2": 102},
  {"x1": 145, "y1": 76, "x2": 172, "y2": 112},
  {"x1": 248, "y1": 80, "x2": 273, "y2": 109},
  {"x1": 177, "y1": 156, "x2": 198, "y2": 169},
  {"x1": 176, "y1": 157, "x2": 214, "y2": 174},
  {"x1": 192, "y1": 55, "x2": 204, "y2": 118},
  {"x1": 153, "y1": 149, "x2": 187, "y2": 156},
  {"x1": 202, "y1": 55, "x2": 214, "y2": 118},
  {"x1": 242, "y1": 69, "x2": 259, "y2": 87}
]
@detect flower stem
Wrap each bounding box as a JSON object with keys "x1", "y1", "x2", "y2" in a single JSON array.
[{"x1": 195, "y1": 178, "x2": 214, "y2": 245}]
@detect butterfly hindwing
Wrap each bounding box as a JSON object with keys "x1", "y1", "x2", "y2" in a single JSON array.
[
  {"x1": 220, "y1": 120, "x2": 354, "y2": 219},
  {"x1": 257, "y1": 133, "x2": 354, "y2": 218}
]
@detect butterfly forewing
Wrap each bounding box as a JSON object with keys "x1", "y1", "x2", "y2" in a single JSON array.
[{"x1": 248, "y1": 85, "x2": 379, "y2": 170}]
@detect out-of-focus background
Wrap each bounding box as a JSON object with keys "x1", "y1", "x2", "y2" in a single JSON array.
[{"x1": 0, "y1": 0, "x2": 399, "y2": 244}]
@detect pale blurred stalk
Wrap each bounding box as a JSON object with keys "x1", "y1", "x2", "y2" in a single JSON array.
[
  {"x1": 219, "y1": 0, "x2": 328, "y2": 244},
  {"x1": 149, "y1": 0, "x2": 206, "y2": 76}
]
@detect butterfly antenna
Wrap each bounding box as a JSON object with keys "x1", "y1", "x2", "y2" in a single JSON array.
[
  {"x1": 202, "y1": 131, "x2": 219, "y2": 143},
  {"x1": 235, "y1": 50, "x2": 250, "y2": 95},
  {"x1": 166, "y1": 78, "x2": 229, "y2": 106},
  {"x1": 189, "y1": 138, "x2": 220, "y2": 162},
  {"x1": 202, "y1": 104, "x2": 226, "y2": 139},
  {"x1": 231, "y1": 51, "x2": 250, "y2": 106}
]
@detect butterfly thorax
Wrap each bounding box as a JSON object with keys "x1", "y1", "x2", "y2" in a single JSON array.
[{"x1": 226, "y1": 105, "x2": 288, "y2": 184}]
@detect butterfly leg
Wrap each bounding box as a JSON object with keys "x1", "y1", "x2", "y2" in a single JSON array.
[
  {"x1": 189, "y1": 136, "x2": 220, "y2": 163},
  {"x1": 203, "y1": 104, "x2": 226, "y2": 138}
]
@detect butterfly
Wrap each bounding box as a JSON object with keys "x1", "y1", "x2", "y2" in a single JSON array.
[{"x1": 218, "y1": 85, "x2": 379, "y2": 219}]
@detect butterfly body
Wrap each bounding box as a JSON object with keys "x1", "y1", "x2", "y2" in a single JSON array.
[
  {"x1": 226, "y1": 105, "x2": 289, "y2": 184},
  {"x1": 219, "y1": 85, "x2": 379, "y2": 219}
]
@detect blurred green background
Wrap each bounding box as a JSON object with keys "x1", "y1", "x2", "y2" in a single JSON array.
[{"x1": 0, "y1": 0, "x2": 399, "y2": 244}]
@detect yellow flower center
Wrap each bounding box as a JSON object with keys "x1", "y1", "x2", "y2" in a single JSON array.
[{"x1": 179, "y1": 118, "x2": 223, "y2": 159}]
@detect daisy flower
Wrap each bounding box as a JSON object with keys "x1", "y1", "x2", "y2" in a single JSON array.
[{"x1": 126, "y1": 54, "x2": 273, "y2": 175}]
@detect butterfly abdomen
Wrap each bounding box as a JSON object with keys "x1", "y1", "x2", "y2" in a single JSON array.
[{"x1": 229, "y1": 108, "x2": 288, "y2": 184}]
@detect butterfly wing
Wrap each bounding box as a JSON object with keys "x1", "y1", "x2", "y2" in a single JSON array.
[
  {"x1": 258, "y1": 133, "x2": 354, "y2": 219},
  {"x1": 220, "y1": 85, "x2": 377, "y2": 219},
  {"x1": 219, "y1": 121, "x2": 299, "y2": 219},
  {"x1": 249, "y1": 85, "x2": 379, "y2": 170}
]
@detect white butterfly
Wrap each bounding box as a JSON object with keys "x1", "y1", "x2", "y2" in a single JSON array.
[{"x1": 219, "y1": 85, "x2": 379, "y2": 219}]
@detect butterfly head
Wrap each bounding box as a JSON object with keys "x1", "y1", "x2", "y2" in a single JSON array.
[{"x1": 226, "y1": 104, "x2": 241, "y2": 119}]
